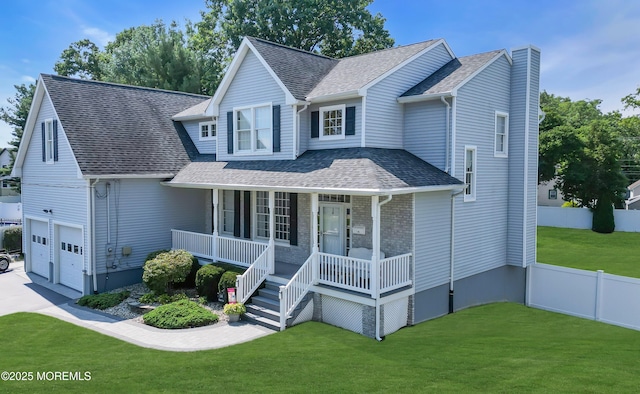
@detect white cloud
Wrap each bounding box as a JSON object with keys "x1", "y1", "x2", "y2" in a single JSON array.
[
  {"x1": 21, "y1": 75, "x2": 36, "y2": 84},
  {"x1": 82, "y1": 26, "x2": 114, "y2": 47}
]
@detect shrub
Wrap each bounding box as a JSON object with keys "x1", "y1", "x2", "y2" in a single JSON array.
[
  {"x1": 139, "y1": 292, "x2": 156, "y2": 304},
  {"x1": 157, "y1": 292, "x2": 188, "y2": 305},
  {"x1": 195, "y1": 264, "x2": 225, "y2": 302},
  {"x1": 592, "y1": 195, "x2": 615, "y2": 234},
  {"x1": 3, "y1": 226, "x2": 22, "y2": 252},
  {"x1": 143, "y1": 299, "x2": 218, "y2": 329},
  {"x1": 145, "y1": 249, "x2": 171, "y2": 263},
  {"x1": 218, "y1": 271, "x2": 241, "y2": 303},
  {"x1": 142, "y1": 249, "x2": 194, "y2": 295},
  {"x1": 77, "y1": 291, "x2": 130, "y2": 310},
  {"x1": 223, "y1": 303, "x2": 246, "y2": 315},
  {"x1": 562, "y1": 201, "x2": 579, "y2": 208},
  {"x1": 174, "y1": 255, "x2": 201, "y2": 289}
]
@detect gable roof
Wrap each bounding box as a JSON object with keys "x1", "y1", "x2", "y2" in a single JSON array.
[
  {"x1": 168, "y1": 147, "x2": 463, "y2": 195},
  {"x1": 172, "y1": 98, "x2": 212, "y2": 121},
  {"x1": 399, "y1": 50, "x2": 508, "y2": 102},
  {"x1": 16, "y1": 74, "x2": 209, "y2": 177}
]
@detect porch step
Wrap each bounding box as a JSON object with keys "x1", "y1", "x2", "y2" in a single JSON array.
[
  {"x1": 244, "y1": 280, "x2": 282, "y2": 330},
  {"x1": 257, "y1": 287, "x2": 279, "y2": 301},
  {"x1": 242, "y1": 311, "x2": 280, "y2": 330},
  {"x1": 264, "y1": 282, "x2": 282, "y2": 293},
  {"x1": 245, "y1": 303, "x2": 280, "y2": 321},
  {"x1": 250, "y1": 295, "x2": 279, "y2": 310}
]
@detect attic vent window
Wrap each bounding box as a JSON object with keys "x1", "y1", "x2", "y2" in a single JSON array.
[{"x1": 199, "y1": 121, "x2": 216, "y2": 141}]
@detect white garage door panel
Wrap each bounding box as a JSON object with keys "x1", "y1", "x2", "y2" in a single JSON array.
[
  {"x1": 59, "y1": 226, "x2": 84, "y2": 291},
  {"x1": 30, "y1": 220, "x2": 49, "y2": 279}
]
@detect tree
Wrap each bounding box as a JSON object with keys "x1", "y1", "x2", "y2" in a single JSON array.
[
  {"x1": 0, "y1": 82, "x2": 35, "y2": 192},
  {"x1": 54, "y1": 39, "x2": 104, "y2": 80},
  {"x1": 194, "y1": 0, "x2": 394, "y2": 59}
]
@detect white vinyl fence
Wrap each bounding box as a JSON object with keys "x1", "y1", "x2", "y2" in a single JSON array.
[
  {"x1": 527, "y1": 263, "x2": 640, "y2": 331},
  {"x1": 538, "y1": 206, "x2": 640, "y2": 232}
]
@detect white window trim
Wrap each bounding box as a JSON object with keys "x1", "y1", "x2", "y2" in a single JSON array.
[
  {"x1": 44, "y1": 118, "x2": 54, "y2": 164},
  {"x1": 199, "y1": 120, "x2": 217, "y2": 141},
  {"x1": 252, "y1": 191, "x2": 291, "y2": 245},
  {"x1": 319, "y1": 104, "x2": 346, "y2": 141},
  {"x1": 464, "y1": 145, "x2": 477, "y2": 202},
  {"x1": 233, "y1": 103, "x2": 273, "y2": 155},
  {"x1": 494, "y1": 111, "x2": 509, "y2": 157}
]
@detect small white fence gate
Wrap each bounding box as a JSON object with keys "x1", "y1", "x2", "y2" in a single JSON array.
[{"x1": 527, "y1": 263, "x2": 640, "y2": 331}]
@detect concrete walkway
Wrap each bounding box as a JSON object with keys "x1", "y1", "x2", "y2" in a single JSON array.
[{"x1": 0, "y1": 262, "x2": 275, "y2": 352}]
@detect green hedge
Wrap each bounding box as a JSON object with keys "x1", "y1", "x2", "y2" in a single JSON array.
[
  {"x1": 3, "y1": 226, "x2": 21, "y2": 252},
  {"x1": 195, "y1": 264, "x2": 225, "y2": 302},
  {"x1": 77, "y1": 291, "x2": 130, "y2": 310},
  {"x1": 143, "y1": 299, "x2": 218, "y2": 329},
  {"x1": 142, "y1": 250, "x2": 194, "y2": 295}
]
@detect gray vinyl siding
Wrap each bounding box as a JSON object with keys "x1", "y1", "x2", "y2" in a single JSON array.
[
  {"x1": 92, "y1": 178, "x2": 206, "y2": 275},
  {"x1": 218, "y1": 51, "x2": 293, "y2": 161},
  {"x1": 507, "y1": 47, "x2": 540, "y2": 267},
  {"x1": 21, "y1": 94, "x2": 89, "y2": 271},
  {"x1": 414, "y1": 191, "x2": 452, "y2": 291},
  {"x1": 182, "y1": 119, "x2": 216, "y2": 154},
  {"x1": 452, "y1": 55, "x2": 511, "y2": 281},
  {"x1": 403, "y1": 100, "x2": 448, "y2": 171},
  {"x1": 306, "y1": 97, "x2": 362, "y2": 150},
  {"x1": 365, "y1": 43, "x2": 453, "y2": 149},
  {"x1": 298, "y1": 106, "x2": 309, "y2": 155}
]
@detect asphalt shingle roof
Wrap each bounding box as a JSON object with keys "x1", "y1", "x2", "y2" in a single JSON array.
[
  {"x1": 401, "y1": 50, "x2": 502, "y2": 97},
  {"x1": 169, "y1": 148, "x2": 462, "y2": 192},
  {"x1": 42, "y1": 74, "x2": 210, "y2": 176}
]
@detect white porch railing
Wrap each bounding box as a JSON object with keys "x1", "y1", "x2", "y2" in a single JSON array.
[
  {"x1": 171, "y1": 229, "x2": 215, "y2": 259},
  {"x1": 236, "y1": 245, "x2": 271, "y2": 303},
  {"x1": 379, "y1": 253, "x2": 412, "y2": 293},
  {"x1": 318, "y1": 252, "x2": 373, "y2": 294},
  {"x1": 217, "y1": 236, "x2": 268, "y2": 267},
  {"x1": 279, "y1": 253, "x2": 315, "y2": 331}
]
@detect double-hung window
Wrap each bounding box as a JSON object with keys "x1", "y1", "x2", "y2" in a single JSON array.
[
  {"x1": 464, "y1": 146, "x2": 477, "y2": 202},
  {"x1": 494, "y1": 111, "x2": 509, "y2": 157},
  {"x1": 319, "y1": 104, "x2": 345, "y2": 140},
  {"x1": 255, "y1": 191, "x2": 290, "y2": 242},
  {"x1": 222, "y1": 190, "x2": 235, "y2": 234},
  {"x1": 199, "y1": 120, "x2": 216, "y2": 141},
  {"x1": 235, "y1": 104, "x2": 272, "y2": 153},
  {"x1": 45, "y1": 119, "x2": 54, "y2": 163}
]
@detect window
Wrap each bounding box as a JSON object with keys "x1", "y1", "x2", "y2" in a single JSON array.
[
  {"x1": 548, "y1": 189, "x2": 558, "y2": 200},
  {"x1": 464, "y1": 146, "x2": 477, "y2": 202},
  {"x1": 319, "y1": 105, "x2": 345, "y2": 140},
  {"x1": 234, "y1": 104, "x2": 271, "y2": 153},
  {"x1": 199, "y1": 120, "x2": 216, "y2": 141},
  {"x1": 494, "y1": 112, "x2": 509, "y2": 157},
  {"x1": 1, "y1": 180, "x2": 8, "y2": 188},
  {"x1": 222, "y1": 190, "x2": 235, "y2": 234},
  {"x1": 255, "y1": 191, "x2": 290, "y2": 242},
  {"x1": 45, "y1": 119, "x2": 54, "y2": 163}
]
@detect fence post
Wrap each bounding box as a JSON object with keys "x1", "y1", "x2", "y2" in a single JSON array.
[{"x1": 595, "y1": 269, "x2": 604, "y2": 321}]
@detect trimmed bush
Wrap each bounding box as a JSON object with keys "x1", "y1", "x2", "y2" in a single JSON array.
[
  {"x1": 592, "y1": 195, "x2": 615, "y2": 233},
  {"x1": 174, "y1": 255, "x2": 201, "y2": 289},
  {"x1": 3, "y1": 226, "x2": 22, "y2": 252},
  {"x1": 145, "y1": 249, "x2": 171, "y2": 263},
  {"x1": 218, "y1": 270, "x2": 241, "y2": 302},
  {"x1": 77, "y1": 291, "x2": 130, "y2": 310},
  {"x1": 142, "y1": 249, "x2": 194, "y2": 295},
  {"x1": 143, "y1": 299, "x2": 219, "y2": 329},
  {"x1": 562, "y1": 201, "x2": 579, "y2": 208},
  {"x1": 195, "y1": 264, "x2": 225, "y2": 302}
]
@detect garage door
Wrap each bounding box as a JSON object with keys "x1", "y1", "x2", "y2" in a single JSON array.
[
  {"x1": 29, "y1": 220, "x2": 49, "y2": 279},
  {"x1": 58, "y1": 226, "x2": 84, "y2": 291}
]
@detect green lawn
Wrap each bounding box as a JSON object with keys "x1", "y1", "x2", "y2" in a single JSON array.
[
  {"x1": 2, "y1": 303, "x2": 639, "y2": 393},
  {"x1": 537, "y1": 226, "x2": 640, "y2": 278}
]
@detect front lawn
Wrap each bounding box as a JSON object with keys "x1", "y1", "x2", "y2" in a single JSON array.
[
  {"x1": 2, "y1": 303, "x2": 639, "y2": 392},
  {"x1": 537, "y1": 226, "x2": 640, "y2": 277}
]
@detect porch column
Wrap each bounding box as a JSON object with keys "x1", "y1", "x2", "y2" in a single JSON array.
[
  {"x1": 268, "y1": 190, "x2": 275, "y2": 274},
  {"x1": 371, "y1": 195, "x2": 380, "y2": 299},
  {"x1": 212, "y1": 189, "x2": 219, "y2": 260},
  {"x1": 311, "y1": 193, "x2": 319, "y2": 284}
]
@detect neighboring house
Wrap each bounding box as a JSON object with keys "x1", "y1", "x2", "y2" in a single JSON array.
[
  {"x1": 538, "y1": 178, "x2": 564, "y2": 207},
  {"x1": 14, "y1": 36, "x2": 540, "y2": 339},
  {"x1": 625, "y1": 179, "x2": 640, "y2": 210},
  {"x1": 0, "y1": 148, "x2": 19, "y2": 197}
]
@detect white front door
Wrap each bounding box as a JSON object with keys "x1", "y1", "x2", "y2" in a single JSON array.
[{"x1": 320, "y1": 204, "x2": 345, "y2": 256}]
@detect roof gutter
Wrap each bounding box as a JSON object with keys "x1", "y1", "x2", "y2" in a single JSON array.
[
  {"x1": 397, "y1": 92, "x2": 453, "y2": 104},
  {"x1": 306, "y1": 90, "x2": 361, "y2": 104},
  {"x1": 82, "y1": 173, "x2": 175, "y2": 180}
]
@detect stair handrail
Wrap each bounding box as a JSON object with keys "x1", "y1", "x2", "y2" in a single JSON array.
[
  {"x1": 278, "y1": 252, "x2": 316, "y2": 331},
  {"x1": 236, "y1": 244, "x2": 272, "y2": 304}
]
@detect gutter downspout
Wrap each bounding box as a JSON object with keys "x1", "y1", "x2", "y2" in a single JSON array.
[
  {"x1": 375, "y1": 194, "x2": 393, "y2": 341},
  {"x1": 440, "y1": 96, "x2": 451, "y2": 173},
  {"x1": 450, "y1": 96, "x2": 457, "y2": 177},
  {"x1": 295, "y1": 104, "x2": 309, "y2": 158},
  {"x1": 90, "y1": 178, "x2": 100, "y2": 293},
  {"x1": 449, "y1": 189, "x2": 465, "y2": 313}
]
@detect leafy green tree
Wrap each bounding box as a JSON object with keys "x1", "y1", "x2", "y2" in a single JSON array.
[{"x1": 54, "y1": 39, "x2": 104, "y2": 80}]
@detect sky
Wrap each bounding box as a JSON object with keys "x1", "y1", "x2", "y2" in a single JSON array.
[{"x1": 1, "y1": 0, "x2": 640, "y2": 149}]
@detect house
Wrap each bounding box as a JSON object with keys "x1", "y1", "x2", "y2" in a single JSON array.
[
  {"x1": 538, "y1": 178, "x2": 564, "y2": 207},
  {"x1": 625, "y1": 179, "x2": 640, "y2": 210},
  {"x1": 14, "y1": 37, "x2": 540, "y2": 338},
  {"x1": 0, "y1": 148, "x2": 19, "y2": 198}
]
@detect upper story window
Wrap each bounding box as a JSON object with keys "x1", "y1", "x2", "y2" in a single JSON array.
[
  {"x1": 464, "y1": 146, "x2": 477, "y2": 202},
  {"x1": 319, "y1": 105, "x2": 345, "y2": 140},
  {"x1": 234, "y1": 104, "x2": 272, "y2": 154},
  {"x1": 494, "y1": 112, "x2": 509, "y2": 157},
  {"x1": 548, "y1": 189, "x2": 558, "y2": 200},
  {"x1": 44, "y1": 119, "x2": 55, "y2": 163},
  {"x1": 199, "y1": 120, "x2": 216, "y2": 141}
]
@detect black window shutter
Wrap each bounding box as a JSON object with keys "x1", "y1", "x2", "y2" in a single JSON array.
[
  {"x1": 227, "y1": 111, "x2": 234, "y2": 154},
  {"x1": 233, "y1": 190, "x2": 241, "y2": 238},
  {"x1": 273, "y1": 105, "x2": 281, "y2": 152},
  {"x1": 345, "y1": 106, "x2": 356, "y2": 136},
  {"x1": 53, "y1": 120, "x2": 59, "y2": 161},
  {"x1": 243, "y1": 191, "x2": 251, "y2": 239},
  {"x1": 41, "y1": 122, "x2": 46, "y2": 162},
  {"x1": 311, "y1": 111, "x2": 319, "y2": 138},
  {"x1": 289, "y1": 193, "x2": 298, "y2": 246}
]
